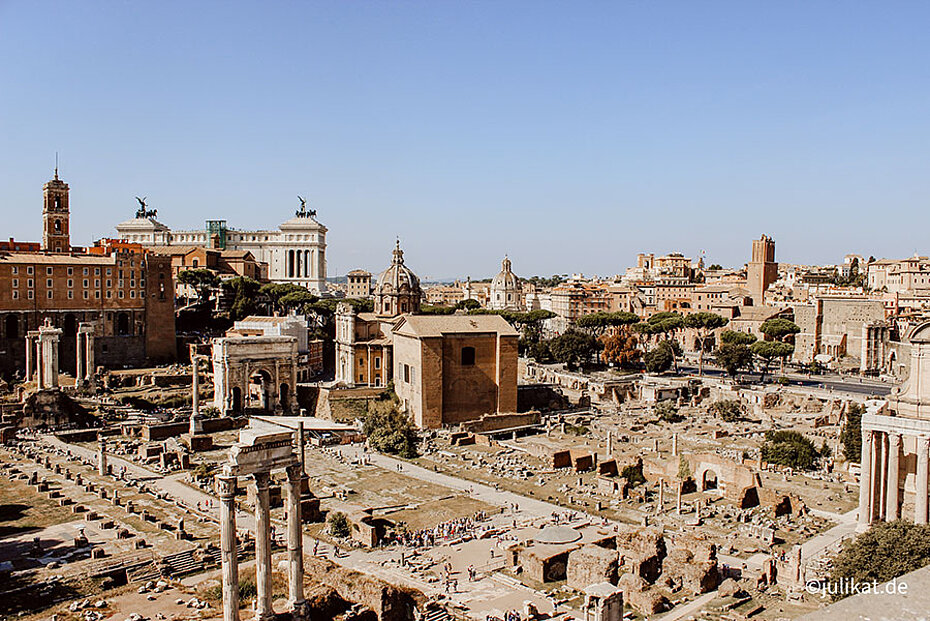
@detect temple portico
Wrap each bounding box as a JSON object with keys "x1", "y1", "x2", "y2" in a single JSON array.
[
  {"x1": 858, "y1": 321, "x2": 930, "y2": 530},
  {"x1": 216, "y1": 424, "x2": 305, "y2": 621}
]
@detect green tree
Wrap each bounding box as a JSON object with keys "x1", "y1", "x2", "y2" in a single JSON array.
[
  {"x1": 454, "y1": 299, "x2": 481, "y2": 311},
  {"x1": 714, "y1": 342, "x2": 754, "y2": 378},
  {"x1": 644, "y1": 341, "x2": 674, "y2": 374},
  {"x1": 620, "y1": 460, "x2": 647, "y2": 487},
  {"x1": 260, "y1": 283, "x2": 308, "y2": 314},
  {"x1": 829, "y1": 521, "x2": 930, "y2": 600},
  {"x1": 549, "y1": 329, "x2": 602, "y2": 369},
  {"x1": 280, "y1": 289, "x2": 317, "y2": 312},
  {"x1": 684, "y1": 312, "x2": 729, "y2": 375},
  {"x1": 418, "y1": 304, "x2": 456, "y2": 315},
  {"x1": 720, "y1": 330, "x2": 757, "y2": 346},
  {"x1": 759, "y1": 318, "x2": 801, "y2": 342},
  {"x1": 646, "y1": 312, "x2": 684, "y2": 371},
  {"x1": 840, "y1": 403, "x2": 864, "y2": 463},
  {"x1": 327, "y1": 511, "x2": 351, "y2": 538},
  {"x1": 707, "y1": 264, "x2": 723, "y2": 271},
  {"x1": 761, "y1": 430, "x2": 820, "y2": 470},
  {"x1": 708, "y1": 400, "x2": 744, "y2": 422},
  {"x1": 177, "y1": 268, "x2": 220, "y2": 305},
  {"x1": 223, "y1": 276, "x2": 262, "y2": 321},
  {"x1": 576, "y1": 311, "x2": 640, "y2": 338},
  {"x1": 363, "y1": 408, "x2": 420, "y2": 458},
  {"x1": 751, "y1": 340, "x2": 795, "y2": 382}
]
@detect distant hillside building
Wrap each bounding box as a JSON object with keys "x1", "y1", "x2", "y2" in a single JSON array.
[{"x1": 115, "y1": 199, "x2": 327, "y2": 293}]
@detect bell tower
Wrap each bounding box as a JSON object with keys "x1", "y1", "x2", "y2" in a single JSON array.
[{"x1": 42, "y1": 167, "x2": 70, "y2": 253}]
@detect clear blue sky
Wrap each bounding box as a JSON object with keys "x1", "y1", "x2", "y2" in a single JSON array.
[{"x1": 2, "y1": 2, "x2": 928, "y2": 280}]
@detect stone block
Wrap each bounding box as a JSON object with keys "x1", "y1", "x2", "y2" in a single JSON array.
[{"x1": 567, "y1": 544, "x2": 619, "y2": 591}]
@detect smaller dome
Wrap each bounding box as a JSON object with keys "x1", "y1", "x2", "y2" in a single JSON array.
[
  {"x1": 491, "y1": 256, "x2": 519, "y2": 292},
  {"x1": 376, "y1": 240, "x2": 420, "y2": 292}
]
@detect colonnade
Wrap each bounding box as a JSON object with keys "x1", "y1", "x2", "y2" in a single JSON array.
[
  {"x1": 24, "y1": 320, "x2": 94, "y2": 390},
  {"x1": 858, "y1": 427, "x2": 929, "y2": 529},
  {"x1": 217, "y1": 459, "x2": 305, "y2": 620}
]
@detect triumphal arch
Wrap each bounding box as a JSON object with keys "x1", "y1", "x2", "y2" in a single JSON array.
[
  {"x1": 212, "y1": 336, "x2": 299, "y2": 415},
  {"x1": 217, "y1": 424, "x2": 305, "y2": 621}
]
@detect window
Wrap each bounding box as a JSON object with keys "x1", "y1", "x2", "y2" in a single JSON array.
[
  {"x1": 95, "y1": 291, "x2": 100, "y2": 299},
  {"x1": 106, "y1": 279, "x2": 112, "y2": 288},
  {"x1": 67, "y1": 279, "x2": 73, "y2": 288},
  {"x1": 83, "y1": 279, "x2": 88, "y2": 288},
  {"x1": 83, "y1": 291, "x2": 88, "y2": 299},
  {"x1": 83, "y1": 267, "x2": 88, "y2": 275},
  {"x1": 95, "y1": 279, "x2": 100, "y2": 288},
  {"x1": 107, "y1": 268, "x2": 112, "y2": 276},
  {"x1": 46, "y1": 279, "x2": 52, "y2": 288},
  {"x1": 12, "y1": 291, "x2": 18, "y2": 300},
  {"x1": 47, "y1": 267, "x2": 53, "y2": 275},
  {"x1": 95, "y1": 268, "x2": 101, "y2": 276},
  {"x1": 68, "y1": 291, "x2": 73, "y2": 299},
  {"x1": 27, "y1": 290, "x2": 33, "y2": 299},
  {"x1": 27, "y1": 279, "x2": 33, "y2": 288},
  {"x1": 130, "y1": 290, "x2": 135, "y2": 299},
  {"x1": 403, "y1": 364, "x2": 410, "y2": 383},
  {"x1": 11, "y1": 267, "x2": 17, "y2": 275},
  {"x1": 27, "y1": 266, "x2": 33, "y2": 275},
  {"x1": 119, "y1": 291, "x2": 124, "y2": 299},
  {"x1": 461, "y1": 346, "x2": 476, "y2": 366},
  {"x1": 374, "y1": 357, "x2": 380, "y2": 369},
  {"x1": 67, "y1": 267, "x2": 73, "y2": 275},
  {"x1": 107, "y1": 291, "x2": 112, "y2": 299},
  {"x1": 12, "y1": 279, "x2": 17, "y2": 288},
  {"x1": 47, "y1": 290, "x2": 53, "y2": 299}
]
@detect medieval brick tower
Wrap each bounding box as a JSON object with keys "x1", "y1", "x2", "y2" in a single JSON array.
[
  {"x1": 747, "y1": 234, "x2": 777, "y2": 303},
  {"x1": 42, "y1": 168, "x2": 70, "y2": 253}
]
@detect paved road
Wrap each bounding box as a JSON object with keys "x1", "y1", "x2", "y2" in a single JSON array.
[{"x1": 676, "y1": 363, "x2": 892, "y2": 397}]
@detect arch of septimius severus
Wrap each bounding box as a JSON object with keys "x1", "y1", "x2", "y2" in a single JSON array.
[{"x1": 859, "y1": 321, "x2": 930, "y2": 529}]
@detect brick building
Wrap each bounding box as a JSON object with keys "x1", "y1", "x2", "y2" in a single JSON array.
[
  {"x1": 392, "y1": 314, "x2": 519, "y2": 429},
  {"x1": 0, "y1": 171, "x2": 176, "y2": 378}
]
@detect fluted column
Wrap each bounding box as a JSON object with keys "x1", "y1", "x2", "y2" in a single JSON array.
[
  {"x1": 916, "y1": 436, "x2": 929, "y2": 525},
  {"x1": 35, "y1": 337, "x2": 45, "y2": 388},
  {"x1": 190, "y1": 356, "x2": 203, "y2": 434},
  {"x1": 871, "y1": 431, "x2": 884, "y2": 521},
  {"x1": 886, "y1": 433, "x2": 901, "y2": 521},
  {"x1": 857, "y1": 429, "x2": 873, "y2": 530},
  {"x1": 217, "y1": 475, "x2": 240, "y2": 621},
  {"x1": 878, "y1": 432, "x2": 888, "y2": 521},
  {"x1": 285, "y1": 464, "x2": 305, "y2": 615},
  {"x1": 76, "y1": 333, "x2": 85, "y2": 389},
  {"x1": 252, "y1": 472, "x2": 274, "y2": 621},
  {"x1": 85, "y1": 334, "x2": 94, "y2": 381}
]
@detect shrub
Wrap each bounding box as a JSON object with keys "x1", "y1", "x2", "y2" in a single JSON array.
[
  {"x1": 327, "y1": 511, "x2": 350, "y2": 538},
  {"x1": 655, "y1": 401, "x2": 682, "y2": 423},
  {"x1": 363, "y1": 408, "x2": 420, "y2": 458},
  {"x1": 840, "y1": 403, "x2": 864, "y2": 463},
  {"x1": 761, "y1": 430, "x2": 820, "y2": 470},
  {"x1": 620, "y1": 461, "x2": 646, "y2": 487},
  {"x1": 829, "y1": 521, "x2": 930, "y2": 600},
  {"x1": 708, "y1": 400, "x2": 744, "y2": 422}
]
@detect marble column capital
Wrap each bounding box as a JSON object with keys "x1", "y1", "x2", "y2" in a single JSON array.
[
  {"x1": 216, "y1": 475, "x2": 238, "y2": 499},
  {"x1": 252, "y1": 471, "x2": 271, "y2": 490}
]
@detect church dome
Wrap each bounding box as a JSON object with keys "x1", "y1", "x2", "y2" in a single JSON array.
[
  {"x1": 491, "y1": 256, "x2": 519, "y2": 292},
  {"x1": 489, "y1": 256, "x2": 522, "y2": 311},
  {"x1": 374, "y1": 240, "x2": 421, "y2": 317}
]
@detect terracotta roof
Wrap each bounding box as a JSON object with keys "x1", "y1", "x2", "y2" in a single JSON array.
[
  {"x1": 0, "y1": 252, "x2": 115, "y2": 265},
  {"x1": 393, "y1": 314, "x2": 519, "y2": 338}
]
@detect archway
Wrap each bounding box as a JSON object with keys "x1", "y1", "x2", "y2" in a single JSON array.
[
  {"x1": 231, "y1": 386, "x2": 243, "y2": 412},
  {"x1": 249, "y1": 370, "x2": 273, "y2": 411},
  {"x1": 117, "y1": 312, "x2": 130, "y2": 336},
  {"x1": 63, "y1": 314, "x2": 78, "y2": 336},
  {"x1": 4, "y1": 315, "x2": 18, "y2": 340},
  {"x1": 279, "y1": 383, "x2": 289, "y2": 411},
  {"x1": 701, "y1": 469, "x2": 718, "y2": 491}
]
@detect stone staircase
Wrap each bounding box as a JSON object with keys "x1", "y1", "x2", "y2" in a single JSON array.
[{"x1": 422, "y1": 608, "x2": 453, "y2": 621}]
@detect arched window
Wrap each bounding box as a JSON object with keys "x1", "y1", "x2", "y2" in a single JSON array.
[
  {"x1": 461, "y1": 346, "x2": 476, "y2": 366},
  {"x1": 54, "y1": 219, "x2": 62, "y2": 233},
  {"x1": 117, "y1": 312, "x2": 130, "y2": 336}
]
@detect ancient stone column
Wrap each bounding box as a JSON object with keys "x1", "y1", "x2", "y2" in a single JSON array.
[
  {"x1": 857, "y1": 429, "x2": 873, "y2": 530},
  {"x1": 285, "y1": 464, "x2": 305, "y2": 615},
  {"x1": 606, "y1": 431, "x2": 613, "y2": 456},
  {"x1": 98, "y1": 438, "x2": 107, "y2": 476},
  {"x1": 25, "y1": 334, "x2": 35, "y2": 382},
  {"x1": 216, "y1": 475, "x2": 240, "y2": 621},
  {"x1": 871, "y1": 431, "x2": 884, "y2": 522},
  {"x1": 85, "y1": 331, "x2": 95, "y2": 381},
  {"x1": 76, "y1": 332, "x2": 86, "y2": 388},
  {"x1": 656, "y1": 479, "x2": 663, "y2": 514},
  {"x1": 190, "y1": 356, "x2": 203, "y2": 435},
  {"x1": 877, "y1": 432, "x2": 888, "y2": 521},
  {"x1": 676, "y1": 480, "x2": 683, "y2": 515},
  {"x1": 296, "y1": 421, "x2": 306, "y2": 474},
  {"x1": 916, "y1": 436, "x2": 929, "y2": 525},
  {"x1": 672, "y1": 433, "x2": 679, "y2": 457},
  {"x1": 887, "y1": 433, "x2": 901, "y2": 521},
  {"x1": 252, "y1": 471, "x2": 274, "y2": 621}
]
